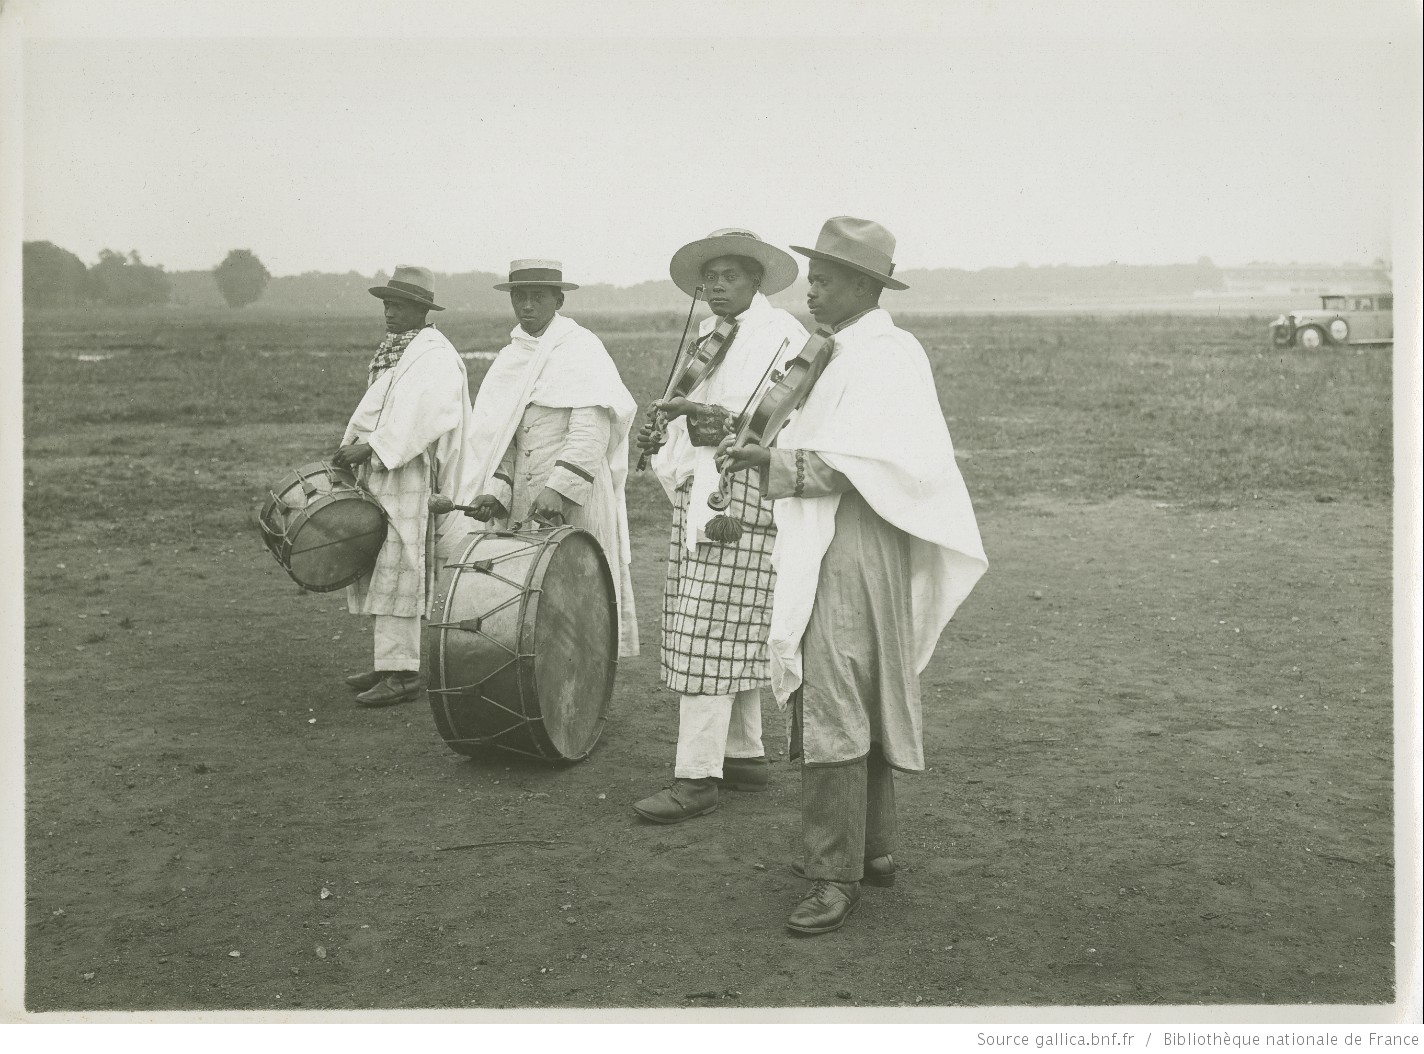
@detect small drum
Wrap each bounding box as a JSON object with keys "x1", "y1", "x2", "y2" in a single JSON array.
[
  {"x1": 427, "y1": 525, "x2": 617, "y2": 762},
  {"x1": 259, "y1": 461, "x2": 389, "y2": 592}
]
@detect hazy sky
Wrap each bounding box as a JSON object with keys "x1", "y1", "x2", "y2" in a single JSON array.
[{"x1": 13, "y1": 0, "x2": 1420, "y2": 285}]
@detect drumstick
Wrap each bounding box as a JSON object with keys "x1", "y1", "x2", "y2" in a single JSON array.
[
  {"x1": 429, "y1": 493, "x2": 559, "y2": 530},
  {"x1": 428, "y1": 494, "x2": 474, "y2": 516}
]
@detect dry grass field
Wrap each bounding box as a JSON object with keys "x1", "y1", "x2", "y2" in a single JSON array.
[{"x1": 21, "y1": 307, "x2": 1397, "y2": 1012}]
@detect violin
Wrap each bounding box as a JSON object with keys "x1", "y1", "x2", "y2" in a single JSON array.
[
  {"x1": 706, "y1": 325, "x2": 835, "y2": 515},
  {"x1": 636, "y1": 314, "x2": 740, "y2": 470}
]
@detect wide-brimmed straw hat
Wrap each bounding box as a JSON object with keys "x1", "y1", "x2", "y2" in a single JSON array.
[
  {"x1": 790, "y1": 216, "x2": 909, "y2": 291},
  {"x1": 368, "y1": 264, "x2": 445, "y2": 310},
  {"x1": 493, "y1": 259, "x2": 580, "y2": 292},
  {"x1": 669, "y1": 228, "x2": 799, "y2": 298}
]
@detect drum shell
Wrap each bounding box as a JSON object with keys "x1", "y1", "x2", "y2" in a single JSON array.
[
  {"x1": 428, "y1": 526, "x2": 617, "y2": 762},
  {"x1": 259, "y1": 461, "x2": 388, "y2": 593}
]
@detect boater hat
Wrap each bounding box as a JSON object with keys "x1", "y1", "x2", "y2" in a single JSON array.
[
  {"x1": 669, "y1": 228, "x2": 799, "y2": 298},
  {"x1": 790, "y1": 216, "x2": 909, "y2": 291},
  {"x1": 493, "y1": 259, "x2": 580, "y2": 292},
  {"x1": 368, "y1": 264, "x2": 445, "y2": 311}
]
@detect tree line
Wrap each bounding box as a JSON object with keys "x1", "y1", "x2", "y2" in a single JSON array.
[
  {"x1": 23, "y1": 242, "x2": 270, "y2": 310},
  {"x1": 26, "y1": 242, "x2": 1243, "y2": 313}
]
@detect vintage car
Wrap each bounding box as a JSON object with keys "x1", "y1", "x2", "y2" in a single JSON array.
[{"x1": 1270, "y1": 292, "x2": 1393, "y2": 348}]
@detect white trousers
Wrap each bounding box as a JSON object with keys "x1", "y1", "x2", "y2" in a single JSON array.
[
  {"x1": 674, "y1": 689, "x2": 765, "y2": 779},
  {"x1": 374, "y1": 614, "x2": 421, "y2": 672}
]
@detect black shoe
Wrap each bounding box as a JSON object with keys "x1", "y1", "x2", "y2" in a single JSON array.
[
  {"x1": 354, "y1": 671, "x2": 422, "y2": 708},
  {"x1": 632, "y1": 779, "x2": 719, "y2": 823},
  {"x1": 345, "y1": 669, "x2": 385, "y2": 691},
  {"x1": 786, "y1": 879, "x2": 860, "y2": 935},
  {"x1": 791, "y1": 854, "x2": 896, "y2": 888}
]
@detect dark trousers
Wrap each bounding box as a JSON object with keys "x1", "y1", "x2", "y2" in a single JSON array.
[{"x1": 799, "y1": 745, "x2": 897, "y2": 883}]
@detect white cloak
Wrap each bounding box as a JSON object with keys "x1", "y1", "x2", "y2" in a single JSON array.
[
  {"x1": 767, "y1": 308, "x2": 988, "y2": 703},
  {"x1": 466, "y1": 313, "x2": 639, "y2": 653},
  {"x1": 343, "y1": 326, "x2": 479, "y2": 617}
]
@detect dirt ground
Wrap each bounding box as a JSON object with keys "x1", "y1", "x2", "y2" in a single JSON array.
[{"x1": 19, "y1": 311, "x2": 1400, "y2": 1013}]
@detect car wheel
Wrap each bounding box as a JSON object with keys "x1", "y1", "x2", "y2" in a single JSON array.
[
  {"x1": 1329, "y1": 319, "x2": 1349, "y2": 342},
  {"x1": 1271, "y1": 326, "x2": 1292, "y2": 347},
  {"x1": 1296, "y1": 326, "x2": 1324, "y2": 349}
]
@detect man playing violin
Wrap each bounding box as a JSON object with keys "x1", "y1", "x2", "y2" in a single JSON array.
[
  {"x1": 632, "y1": 229, "x2": 807, "y2": 824},
  {"x1": 717, "y1": 217, "x2": 988, "y2": 935}
]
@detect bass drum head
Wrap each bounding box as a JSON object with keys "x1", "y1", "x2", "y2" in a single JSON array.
[
  {"x1": 528, "y1": 529, "x2": 617, "y2": 761},
  {"x1": 288, "y1": 496, "x2": 388, "y2": 592}
]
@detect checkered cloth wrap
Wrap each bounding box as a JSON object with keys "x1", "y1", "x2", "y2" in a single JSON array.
[
  {"x1": 367, "y1": 327, "x2": 422, "y2": 386},
  {"x1": 346, "y1": 453, "x2": 434, "y2": 618},
  {"x1": 660, "y1": 471, "x2": 776, "y2": 694}
]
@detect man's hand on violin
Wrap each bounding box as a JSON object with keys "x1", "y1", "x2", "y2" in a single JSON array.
[
  {"x1": 333, "y1": 441, "x2": 375, "y2": 471},
  {"x1": 529, "y1": 487, "x2": 570, "y2": 527},
  {"x1": 651, "y1": 397, "x2": 699, "y2": 421},
  {"x1": 636, "y1": 419, "x2": 666, "y2": 455},
  {"x1": 464, "y1": 494, "x2": 507, "y2": 522},
  {"x1": 715, "y1": 437, "x2": 770, "y2": 474}
]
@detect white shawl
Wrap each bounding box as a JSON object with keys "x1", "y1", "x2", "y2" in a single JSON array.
[
  {"x1": 767, "y1": 308, "x2": 988, "y2": 703},
  {"x1": 652, "y1": 292, "x2": 808, "y2": 549},
  {"x1": 343, "y1": 326, "x2": 478, "y2": 560},
  {"x1": 466, "y1": 311, "x2": 638, "y2": 577}
]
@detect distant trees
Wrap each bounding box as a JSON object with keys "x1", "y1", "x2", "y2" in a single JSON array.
[
  {"x1": 88, "y1": 249, "x2": 172, "y2": 306},
  {"x1": 212, "y1": 249, "x2": 271, "y2": 308},
  {"x1": 22, "y1": 241, "x2": 91, "y2": 309}
]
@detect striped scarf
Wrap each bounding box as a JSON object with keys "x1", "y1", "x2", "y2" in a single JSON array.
[{"x1": 367, "y1": 327, "x2": 424, "y2": 386}]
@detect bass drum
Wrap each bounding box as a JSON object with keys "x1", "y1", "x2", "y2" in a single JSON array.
[
  {"x1": 259, "y1": 461, "x2": 388, "y2": 592},
  {"x1": 427, "y1": 525, "x2": 617, "y2": 762}
]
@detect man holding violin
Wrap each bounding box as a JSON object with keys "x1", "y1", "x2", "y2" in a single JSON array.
[
  {"x1": 717, "y1": 217, "x2": 988, "y2": 935},
  {"x1": 632, "y1": 229, "x2": 807, "y2": 824}
]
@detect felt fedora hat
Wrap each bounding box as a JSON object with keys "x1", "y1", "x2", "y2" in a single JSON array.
[
  {"x1": 669, "y1": 228, "x2": 799, "y2": 298},
  {"x1": 493, "y1": 259, "x2": 580, "y2": 292},
  {"x1": 790, "y1": 216, "x2": 909, "y2": 291},
  {"x1": 368, "y1": 264, "x2": 445, "y2": 310}
]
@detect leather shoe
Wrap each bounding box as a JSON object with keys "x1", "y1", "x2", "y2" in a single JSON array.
[
  {"x1": 717, "y1": 756, "x2": 769, "y2": 792},
  {"x1": 355, "y1": 671, "x2": 422, "y2": 708},
  {"x1": 632, "y1": 778, "x2": 718, "y2": 824},
  {"x1": 786, "y1": 879, "x2": 860, "y2": 935},
  {"x1": 345, "y1": 669, "x2": 384, "y2": 691},
  {"x1": 791, "y1": 854, "x2": 896, "y2": 887}
]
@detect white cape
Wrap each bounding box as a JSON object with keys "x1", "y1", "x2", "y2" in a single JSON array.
[
  {"x1": 342, "y1": 325, "x2": 479, "y2": 611},
  {"x1": 768, "y1": 308, "x2": 988, "y2": 703},
  {"x1": 465, "y1": 313, "x2": 639, "y2": 646}
]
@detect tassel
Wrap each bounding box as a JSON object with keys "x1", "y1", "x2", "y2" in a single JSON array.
[{"x1": 703, "y1": 513, "x2": 743, "y2": 543}]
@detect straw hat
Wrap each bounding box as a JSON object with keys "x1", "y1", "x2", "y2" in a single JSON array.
[
  {"x1": 492, "y1": 259, "x2": 580, "y2": 292},
  {"x1": 668, "y1": 228, "x2": 799, "y2": 298}
]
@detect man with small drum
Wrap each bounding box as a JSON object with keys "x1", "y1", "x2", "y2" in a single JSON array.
[{"x1": 334, "y1": 265, "x2": 477, "y2": 707}]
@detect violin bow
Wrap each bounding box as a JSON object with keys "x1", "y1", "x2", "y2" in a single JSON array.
[
  {"x1": 659, "y1": 285, "x2": 705, "y2": 401},
  {"x1": 636, "y1": 286, "x2": 704, "y2": 472}
]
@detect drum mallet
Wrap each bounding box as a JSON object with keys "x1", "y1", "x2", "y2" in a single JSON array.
[{"x1": 429, "y1": 494, "x2": 477, "y2": 517}]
